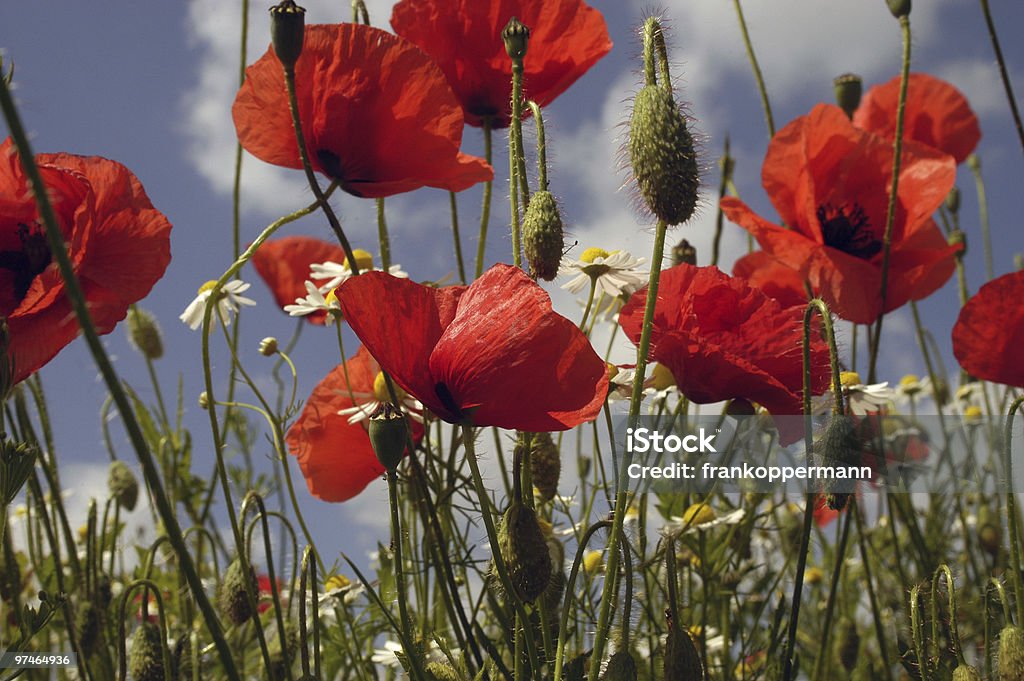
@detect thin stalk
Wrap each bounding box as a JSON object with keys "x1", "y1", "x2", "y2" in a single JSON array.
[
  {"x1": 1004, "y1": 395, "x2": 1024, "y2": 627},
  {"x1": 552, "y1": 520, "x2": 612, "y2": 681},
  {"x1": 450, "y1": 191, "x2": 467, "y2": 283},
  {"x1": 810, "y1": 507, "x2": 854, "y2": 681},
  {"x1": 978, "y1": 0, "x2": 1024, "y2": 156},
  {"x1": 475, "y1": 120, "x2": 494, "y2": 278},
  {"x1": 377, "y1": 198, "x2": 391, "y2": 270},
  {"x1": 387, "y1": 468, "x2": 417, "y2": 672},
  {"x1": 731, "y1": 0, "x2": 775, "y2": 138},
  {"x1": 968, "y1": 155, "x2": 994, "y2": 280}
]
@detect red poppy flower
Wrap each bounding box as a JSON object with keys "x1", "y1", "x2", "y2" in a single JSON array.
[
  {"x1": 233, "y1": 24, "x2": 493, "y2": 198},
  {"x1": 338, "y1": 264, "x2": 608, "y2": 431},
  {"x1": 286, "y1": 345, "x2": 423, "y2": 502},
  {"x1": 391, "y1": 0, "x2": 612, "y2": 128},
  {"x1": 952, "y1": 270, "x2": 1024, "y2": 387},
  {"x1": 0, "y1": 139, "x2": 172, "y2": 385},
  {"x1": 854, "y1": 73, "x2": 981, "y2": 164},
  {"x1": 721, "y1": 104, "x2": 959, "y2": 325},
  {"x1": 618, "y1": 264, "x2": 830, "y2": 441},
  {"x1": 252, "y1": 236, "x2": 345, "y2": 325},
  {"x1": 731, "y1": 251, "x2": 807, "y2": 309}
]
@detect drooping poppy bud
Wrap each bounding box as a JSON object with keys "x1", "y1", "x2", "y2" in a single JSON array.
[
  {"x1": 523, "y1": 191, "x2": 565, "y2": 281},
  {"x1": 108, "y1": 460, "x2": 140, "y2": 512},
  {"x1": 496, "y1": 501, "x2": 552, "y2": 603},
  {"x1": 502, "y1": 17, "x2": 530, "y2": 62},
  {"x1": 603, "y1": 650, "x2": 638, "y2": 681},
  {"x1": 126, "y1": 307, "x2": 164, "y2": 360},
  {"x1": 129, "y1": 621, "x2": 167, "y2": 681},
  {"x1": 886, "y1": 0, "x2": 911, "y2": 18},
  {"x1": 525, "y1": 432, "x2": 561, "y2": 502},
  {"x1": 999, "y1": 625, "x2": 1024, "y2": 680},
  {"x1": 218, "y1": 559, "x2": 258, "y2": 626}
]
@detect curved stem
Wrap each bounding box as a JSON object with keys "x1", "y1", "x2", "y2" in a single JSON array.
[
  {"x1": 978, "y1": 0, "x2": 1024, "y2": 157},
  {"x1": 1004, "y1": 395, "x2": 1024, "y2": 626},
  {"x1": 731, "y1": 0, "x2": 775, "y2": 137},
  {"x1": 552, "y1": 520, "x2": 612, "y2": 681},
  {"x1": 527, "y1": 101, "x2": 548, "y2": 191}
]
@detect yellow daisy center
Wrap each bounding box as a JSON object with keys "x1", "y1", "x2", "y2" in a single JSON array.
[
  {"x1": 325, "y1": 574, "x2": 350, "y2": 591},
  {"x1": 838, "y1": 371, "x2": 862, "y2": 389},
  {"x1": 580, "y1": 247, "x2": 610, "y2": 264},
  {"x1": 324, "y1": 288, "x2": 339, "y2": 307},
  {"x1": 963, "y1": 405, "x2": 983, "y2": 420},
  {"x1": 650, "y1": 363, "x2": 676, "y2": 391},
  {"x1": 605, "y1": 362, "x2": 619, "y2": 381},
  {"x1": 197, "y1": 280, "x2": 219, "y2": 295},
  {"x1": 344, "y1": 249, "x2": 375, "y2": 272},
  {"x1": 582, "y1": 550, "x2": 603, "y2": 574},
  {"x1": 681, "y1": 502, "x2": 715, "y2": 527},
  {"x1": 373, "y1": 372, "x2": 405, "y2": 403}
]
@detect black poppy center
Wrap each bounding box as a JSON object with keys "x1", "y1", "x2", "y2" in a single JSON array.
[
  {"x1": 0, "y1": 222, "x2": 52, "y2": 304},
  {"x1": 817, "y1": 203, "x2": 881, "y2": 260},
  {"x1": 434, "y1": 382, "x2": 464, "y2": 422}
]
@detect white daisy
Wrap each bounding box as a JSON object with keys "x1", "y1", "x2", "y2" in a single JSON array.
[
  {"x1": 815, "y1": 371, "x2": 894, "y2": 416},
  {"x1": 665, "y1": 503, "x2": 746, "y2": 535},
  {"x1": 336, "y1": 370, "x2": 423, "y2": 424},
  {"x1": 371, "y1": 640, "x2": 404, "y2": 668},
  {"x1": 179, "y1": 279, "x2": 256, "y2": 330},
  {"x1": 560, "y1": 248, "x2": 647, "y2": 298},
  {"x1": 606, "y1": 364, "x2": 637, "y2": 402},
  {"x1": 283, "y1": 280, "x2": 341, "y2": 322},
  {"x1": 310, "y1": 249, "x2": 408, "y2": 292}
]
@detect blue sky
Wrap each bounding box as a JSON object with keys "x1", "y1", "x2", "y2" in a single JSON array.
[{"x1": 2, "y1": 1, "x2": 1024, "y2": 558}]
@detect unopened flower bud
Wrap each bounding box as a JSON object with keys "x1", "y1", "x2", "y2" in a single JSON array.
[
  {"x1": 218, "y1": 559, "x2": 258, "y2": 625},
  {"x1": 834, "y1": 618, "x2": 860, "y2": 672},
  {"x1": 968, "y1": 154, "x2": 981, "y2": 172},
  {"x1": 523, "y1": 432, "x2": 560, "y2": 502},
  {"x1": 502, "y1": 17, "x2": 530, "y2": 61},
  {"x1": 886, "y1": 0, "x2": 911, "y2": 18},
  {"x1": 129, "y1": 621, "x2": 167, "y2": 681},
  {"x1": 833, "y1": 73, "x2": 863, "y2": 119},
  {"x1": 126, "y1": 307, "x2": 164, "y2": 360},
  {"x1": 259, "y1": 337, "x2": 279, "y2": 356},
  {"x1": 76, "y1": 602, "x2": 101, "y2": 657},
  {"x1": 629, "y1": 85, "x2": 700, "y2": 226},
  {"x1": 671, "y1": 238, "x2": 697, "y2": 266},
  {"x1": 816, "y1": 416, "x2": 862, "y2": 509},
  {"x1": 198, "y1": 392, "x2": 209, "y2": 410},
  {"x1": 108, "y1": 460, "x2": 140, "y2": 512},
  {"x1": 523, "y1": 191, "x2": 564, "y2": 281},
  {"x1": 999, "y1": 624, "x2": 1024, "y2": 680},
  {"x1": 978, "y1": 504, "x2": 1001, "y2": 557},
  {"x1": 603, "y1": 651, "x2": 638, "y2": 681},
  {"x1": 946, "y1": 186, "x2": 961, "y2": 214},
  {"x1": 496, "y1": 501, "x2": 551, "y2": 603},
  {"x1": 173, "y1": 634, "x2": 200, "y2": 681},
  {"x1": 426, "y1": 662, "x2": 463, "y2": 681},
  {"x1": 270, "y1": 1, "x2": 306, "y2": 71},
  {"x1": 1, "y1": 436, "x2": 37, "y2": 505},
  {"x1": 368, "y1": 402, "x2": 407, "y2": 470},
  {"x1": 949, "y1": 229, "x2": 967, "y2": 257},
  {"x1": 664, "y1": 615, "x2": 704, "y2": 680},
  {"x1": 952, "y1": 664, "x2": 982, "y2": 681}
]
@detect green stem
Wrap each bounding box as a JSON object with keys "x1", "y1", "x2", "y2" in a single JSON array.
[
  {"x1": 731, "y1": 0, "x2": 775, "y2": 137},
  {"x1": 387, "y1": 468, "x2": 417, "y2": 671},
  {"x1": 552, "y1": 520, "x2": 612, "y2": 681},
  {"x1": 377, "y1": 198, "x2": 390, "y2": 270},
  {"x1": 450, "y1": 191, "x2": 467, "y2": 284},
  {"x1": 968, "y1": 155, "x2": 994, "y2": 280},
  {"x1": 711, "y1": 136, "x2": 733, "y2": 267},
  {"x1": 868, "y1": 14, "x2": 912, "y2": 383},
  {"x1": 978, "y1": 0, "x2": 1024, "y2": 157},
  {"x1": 1004, "y1": 395, "x2": 1024, "y2": 627},
  {"x1": 475, "y1": 120, "x2": 494, "y2": 278},
  {"x1": 810, "y1": 506, "x2": 853, "y2": 681},
  {"x1": 0, "y1": 75, "x2": 242, "y2": 681}
]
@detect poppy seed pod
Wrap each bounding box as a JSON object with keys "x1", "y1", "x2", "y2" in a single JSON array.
[
  {"x1": 126, "y1": 307, "x2": 164, "y2": 360},
  {"x1": 629, "y1": 85, "x2": 699, "y2": 226},
  {"x1": 886, "y1": 0, "x2": 911, "y2": 18},
  {"x1": 108, "y1": 460, "x2": 140, "y2": 512},
  {"x1": 524, "y1": 432, "x2": 561, "y2": 501},
  {"x1": 999, "y1": 625, "x2": 1024, "y2": 680},
  {"x1": 270, "y1": 1, "x2": 305, "y2": 71},
  {"x1": 129, "y1": 621, "x2": 167, "y2": 681},
  {"x1": 833, "y1": 73, "x2": 863, "y2": 119},
  {"x1": 663, "y1": 618, "x2": 704, "y2": 680},
  {"x1": 368, "y1": 402, "x2": 408, "y2": 471},
  {"x1": 218, "y1": 559, "x2": 258, "y2": 626},
  {"x1": 496, "y1": 501, "x2": 552, "y2": 603},
  {"x1": 603, "y1": 650, "x2": 638, "y2": 681},
  {"x1": 952, "y1": 664, "x2": 982, "y2": 681},
  {"x1": 502, "y1": 17, "x2": 530, "y2": 61},
  {"x1": 523, "y1": 191, "x2": 565, "y2": 281}
]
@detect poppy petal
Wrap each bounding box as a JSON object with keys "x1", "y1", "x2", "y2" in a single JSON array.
[
  {"x1": 252, "y1": 236, "x2": 346, "y2": 324},
  {"x1": 953, "y1": 270, "x2": 1024, "y2": 387}
]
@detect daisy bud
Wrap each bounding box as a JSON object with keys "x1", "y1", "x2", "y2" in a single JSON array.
[
  {"x1": 426, "y1": 662, "x2": 463, "y2": 681},
  {"x1": 664, "y1": 617, "x2": 704, "y2": 680},
  {"x1": 523, "y1": 432, "x2": 561, "y2": 502},
  {"x1": 946, "y1": 186, "x2": 961, "y2": 214},
  {"x1": 999, "y1": 624, "x2": 1024, "y2": 680},
  {"x1": 629, "y1": 85, "x2": 700, "y2": 226},
  {"x1": 198, "y1": 391, "x2": 210, "y2": 410},
  {"x1": 108, "y1": 460, "x2": 140, "y2": 511},
  {"x1": 952, "y1": 664, "x2": 982, "y2": 681},
  {"x1": 886, "y1": 0, "x2": 911, "y2": 18},
  {"x1": 502, "y1": 17, "x2": 530, "y2": 61},
  {"x1": 523, "y1": 191, "x2": 565, "y2": 281},
  {"x1": 129, "y1": 621, "x2": 167, "y2": 681},
  {"x1": 834, "y1": 618, "x2": 860, "y2": 672},
  {"x1": 76, "y1": 602, "x2": 100, "y2": 657},
  {"x1": 126, "y1": 307, "x2": 164, "y2": 360},
  {"x1": 218, "y1": 559, "x2": 258, "y2": 626},
  {"x1": 368, "y1": 402, "x2": 407, "y2": 471},
  {"x1": 978, "y1": 504, "x2": 1001, "y2": 556},
  {"x1": 671, "y1": 238, "x2": 697, "y2": 266},
  {"x1": 968, "y1": 154, "x2": 981, "y2": 172},
  {"x1": 603, "y1": 651, "x2": 638, "y2": 681},
  {"x1": 270, "y1": 1, "x2": 306, "y2": 72},
  {"x1": 258, "y1": 337, "x2": 279, "y2": 357},
  {"x1": 833, "y1": 73, "x2": 863, "y2": 119},
  {"x1": 496, "y1": 501, "x2": 552, "y2": 603}
]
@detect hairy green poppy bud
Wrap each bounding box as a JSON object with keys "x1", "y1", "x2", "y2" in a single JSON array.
[
  {"x1": 1, "y1": 436, "x2": 36, "y2": 506},
  {"x1": 664, "y1": 617, "x2": 704, "y2": 680},
  {"x1": 816, "y1": 416, "x2": 862, "y2": 509},
  {"x1": 565, "y1": 652, "x2": 591, "y2": 681},
  {"x1": 629, "y1": 85, "x2": 700, "y2": 226},
  {"x1": 999, "y1": 625, "x2": 1024, "y2": 681},
  {"x1": 833, "y1": 73, "x2": 863, "y2": 119},
  {"x1": 270, "y1": 1, "x2": 306, "y2": 71},
  {"x1": 76, "y1": 602, "x2": 101, "y2": 657},
  {"x1": 523, "y1": 191, "x2": 565, "y2": 281},
  {"x1": 502, "y1": 17, "x2": 530, "y2": 61},
  {"x1": 602, "y1": 650, "x2": 638, "y2": 681},
  {"x1": 953, "y1": 663, "x2": 982, "y2": 681},
  {"x1": 368, "y1": 402, "x2": 407, "y2": 470},
  {"x1": 496, "y1": 501, "x2": 552, "y2": 603},
  {"x1": 671, "y1": 238, "x2": 697, "y2": 266},
  {"x1": 524, "y1": 432, "x2": 561, "y2": 502},
  {"x1": 426, "y1": 662, "x2": 463, "y2": 681},
  {"x1": 834, "y1": 618, "x2": 860, "y2": 672},
  {"x1": 886, "y1": 0, "x2": 911, "y2": 18},
  {"x1": 267, "y1": 621, "x2": 298, "y2": 681},
  {"x1": 258, "y1": 337, "x2": 279, "y2": 357},
  {"x1": 218, "y1": 559, "x2": 258, "y2": 626},
  {"x1": 172, "y1": 634, "x2": 199, "y2": 681},
  {"x1": 127, "y1": 307, "x2": 164, "y2": 360},
  {"x1": 108, "y1": 460, "x2": 140, "y2": 511},
  {"x1": 129, "y1": 621, "x2": 167, "y2": 681}
]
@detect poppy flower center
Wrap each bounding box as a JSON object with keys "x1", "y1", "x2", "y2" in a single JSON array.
[
  {"x1": 817, "y1": 203, "x2": 881, "y2": 260},
  {"x1": 0, "y1": 222, "x2": 52, "y2": 308}
]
